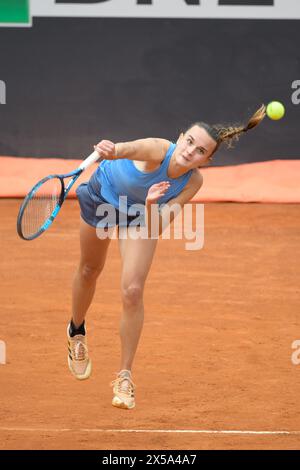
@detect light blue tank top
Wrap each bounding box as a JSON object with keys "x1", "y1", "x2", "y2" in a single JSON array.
[{"x1": 90, "y1": 142, "x2": 193, "y2": 210}]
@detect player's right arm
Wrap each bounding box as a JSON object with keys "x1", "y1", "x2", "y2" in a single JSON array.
[{"x1": 94, "y1": 138, "x2": 170, "y2": 164}]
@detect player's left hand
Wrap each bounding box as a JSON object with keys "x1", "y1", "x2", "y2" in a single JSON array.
[{"x1": 146, "y1": 182, "x2": 170, "y2": 205}]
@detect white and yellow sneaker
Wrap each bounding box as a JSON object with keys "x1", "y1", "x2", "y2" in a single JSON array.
[
  {"x1": 111, "y1": 370, "x2": 136, "y2": 410},
  {"x1": 67, "y1": 324, "x2": 92, "y2": 380}
]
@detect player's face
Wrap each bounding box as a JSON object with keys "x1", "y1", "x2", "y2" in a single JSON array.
[{"x1": 175, "y1": 125, "x2": 217, "y2": 168}]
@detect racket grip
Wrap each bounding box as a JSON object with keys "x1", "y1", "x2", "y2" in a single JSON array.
[{"x1": 79, "y1": 150, "x2": 102, "y2": 171}]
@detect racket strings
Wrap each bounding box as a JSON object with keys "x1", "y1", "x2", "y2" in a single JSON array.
[{"x1": 21, "y1": 178, "x2": 62, "y2": 239}]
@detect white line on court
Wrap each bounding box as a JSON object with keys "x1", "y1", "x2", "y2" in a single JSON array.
[{"x1": 1, "y1": 428, "x2": 300, "y2": 436}]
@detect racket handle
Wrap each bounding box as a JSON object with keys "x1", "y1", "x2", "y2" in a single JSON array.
[{"x1": 79, "y1": 150, "x2": 102, "y2": 171}]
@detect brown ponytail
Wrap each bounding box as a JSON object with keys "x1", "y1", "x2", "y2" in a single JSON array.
[
  {"x1": 214, "y1": 104, "x2": 266, "y2": 149},
  {"x1": 188, "y1": 104, "x2": 266, "y2": 151}
]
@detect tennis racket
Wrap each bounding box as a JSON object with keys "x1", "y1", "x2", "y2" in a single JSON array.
[{"x1": 17, "y1": 150, "x2": 101, "y2": 241}]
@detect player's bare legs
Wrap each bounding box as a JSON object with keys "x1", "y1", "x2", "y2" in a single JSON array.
[
  {"x1": 111, "y1": 227, "x2": 158, "y2": 409},
  {"x1": 68, "y1": 218, "x2": 111, "y2": 380},
  {"x1": 72, "y1": 218, "x2": 111, "y2": 327}
]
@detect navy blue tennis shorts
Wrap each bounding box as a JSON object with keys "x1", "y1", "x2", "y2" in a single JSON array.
[{"x1": 76, "y1": 173, "x2": 143, "y2": 229}]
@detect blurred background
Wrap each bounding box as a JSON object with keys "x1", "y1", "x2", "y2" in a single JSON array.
[{"x1": 0, "y1": 0, "x2": 299, "y2": 166}]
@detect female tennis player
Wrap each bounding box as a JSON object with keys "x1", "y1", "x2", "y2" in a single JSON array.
[{"x1": 67, "y1": 105, "x2": 266, "y2": 410}]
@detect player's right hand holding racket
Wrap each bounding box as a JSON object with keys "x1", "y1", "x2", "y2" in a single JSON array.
[{"x1": 93, "y1": 140, "x2": 116, "y2": 159}]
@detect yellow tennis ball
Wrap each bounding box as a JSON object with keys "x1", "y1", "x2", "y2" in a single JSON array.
[{"x1": 266, "y1": 101, "x2": 285, "y2": 120}]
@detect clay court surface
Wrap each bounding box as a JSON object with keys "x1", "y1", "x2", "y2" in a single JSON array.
[{"x1": 0, "y1": 199, "x2": 299, "y2": 450}]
